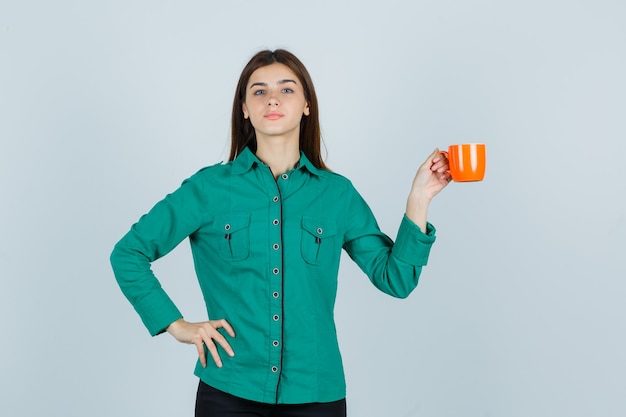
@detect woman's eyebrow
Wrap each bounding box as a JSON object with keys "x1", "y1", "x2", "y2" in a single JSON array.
[{"x1": 249, "y1": 79, "x2": 297, "y2": 89}]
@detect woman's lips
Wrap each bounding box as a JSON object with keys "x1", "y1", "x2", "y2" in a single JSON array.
[{"x1": 264, "y1": 112, "x2": 284, "y2": 120}]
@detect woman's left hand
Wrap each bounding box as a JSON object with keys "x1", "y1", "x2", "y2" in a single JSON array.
[
  {"x1": 405, "y1": 149, "x2": 451, "y2": 232},
  {"x1": 410, "y1": 148, "x2": 452, "y2": 201}
]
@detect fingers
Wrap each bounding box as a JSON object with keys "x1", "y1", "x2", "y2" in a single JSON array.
[
  {"x1": 208, "y1": 319, "x2": 235, "y2": 357},
  {"x1": 436, "y1": 169, "x2": 453, "y2": 183},
  {"x1": 170, "y1": 319, "x2": 235, "y2": 368},
  {"x1": 210, "y1": 330, "x2": 235, "y2": 358},
  {"x1": 195, "y1": 339, "x2": 208, "y2": 368},
  {"x1": 194, "y1": 336, "x2": 225, "y2": 369},
  {"x1": 204, "y1": 338, "x2": 223, "y2": 368},
  {"x1": 211, "y1": 318, "x2": 236, "y2": 338},
  {"x1": 430, "y1": 148, "x2": 449, "y2": 174},
  {"x1": 194, "y1": 321, "x2": 235, "y2": 368}
]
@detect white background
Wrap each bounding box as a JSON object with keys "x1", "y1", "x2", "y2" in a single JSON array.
[{"x1": 1, "y1": 1, "x2": 625, "y2": 416}]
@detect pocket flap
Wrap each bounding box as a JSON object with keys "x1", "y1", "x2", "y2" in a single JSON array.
[
  {"x1": 213, "y1": 214, "x2": 250, "y2": 234},
  {"x1": 301, "y1": 217, "x2": 338, "y2": 239}
]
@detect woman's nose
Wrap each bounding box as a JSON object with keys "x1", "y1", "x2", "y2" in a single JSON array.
[{"x1": 267, "y1": 93, "x2": 279, "y2": 106}]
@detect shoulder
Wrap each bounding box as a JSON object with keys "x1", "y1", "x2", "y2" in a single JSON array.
[
  {"x1": 184, "y1": 161, "x2": 232, "y2": 184},
  {"x1": 194, "y1": 160, "x2": 233, "y2": 176},
  {"x1": 161, "y1": 162, "x2": 230, "y2": 202},
  {"x1": 315, "y1": 169, "x2": 357, "y2": 193}
]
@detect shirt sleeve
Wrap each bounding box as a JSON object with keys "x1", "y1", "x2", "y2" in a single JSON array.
[
  {"x1": 109, "y1": 176, "x2": 206, "y2": 335},
  {"x1": 342, "y1": 184, "x2": 436, "y2": 298}
]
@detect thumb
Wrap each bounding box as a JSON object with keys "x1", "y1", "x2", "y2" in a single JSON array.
[{"x1": 427, "y1": 148, "x2": 441, "y2": 164}]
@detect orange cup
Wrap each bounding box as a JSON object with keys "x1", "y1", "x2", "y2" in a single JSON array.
[{"x1": 440, "y1": 143, "x2": 486, "y2": 182}]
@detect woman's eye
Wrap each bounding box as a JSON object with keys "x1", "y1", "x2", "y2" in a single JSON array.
[
  {"x1": 282, "y1": 88, "x2": 294, "y2": 94},
  {"x1": 253, "y1": 90, "x2": 265, "y2": 95}
]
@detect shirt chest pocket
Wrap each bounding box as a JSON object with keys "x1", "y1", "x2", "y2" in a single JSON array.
[
  {"x1": 300, "y1": 217, "x2": 339, "y2": 265},
  {"x1": 213, "y1": 214, "x2": 251, "y2": 262}
]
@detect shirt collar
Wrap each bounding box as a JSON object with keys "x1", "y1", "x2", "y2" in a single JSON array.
[
  {"x1": 231, "y1": 146, "x2": 258, "y2": 175},
  {"x1": 231, "y1": 146, "x2": 322, "y2": 177},
  {"x1": 297, "y1": 150, "x2": 322, "y2": 177}
]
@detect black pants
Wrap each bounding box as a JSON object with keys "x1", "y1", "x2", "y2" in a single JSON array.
[{"x1": 195, "y1": 380, "x2": 347, "y2": 417}]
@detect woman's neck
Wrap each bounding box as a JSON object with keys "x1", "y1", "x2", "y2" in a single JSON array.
[{"x1": 255, "y1": 136, "x2": 300, "y2": 179}]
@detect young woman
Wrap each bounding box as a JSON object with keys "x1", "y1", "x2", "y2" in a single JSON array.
[{"x1": 110, "y1": 49, "x2": 451, "y2": 417}]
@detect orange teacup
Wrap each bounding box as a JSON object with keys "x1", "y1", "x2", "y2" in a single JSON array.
[{"x1": 440, "y1": 143, "x2": 486, "y2": 182}]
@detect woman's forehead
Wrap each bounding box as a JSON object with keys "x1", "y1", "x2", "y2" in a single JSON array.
[{"x1": 248, "y1": 63, "x2": 299, "y2": 85}]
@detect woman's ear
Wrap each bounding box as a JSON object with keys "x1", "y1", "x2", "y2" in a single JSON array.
[
  {"x1": 303, "y1": 101, "x2": 310, "y2": 116},
  {"x1": 242, "y1": 103, "x2": 249, "y2": 119}
]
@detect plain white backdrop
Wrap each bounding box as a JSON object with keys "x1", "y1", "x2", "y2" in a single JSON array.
[{"x1": 1, "y1": 1, "x2": 625, "y2": 416}]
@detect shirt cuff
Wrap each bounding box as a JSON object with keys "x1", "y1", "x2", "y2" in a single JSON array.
[
  {"x1": 133, "y1": 289, "x2": 183, "y2": 336},
  {"x1": 391, "y1": 215, "x2": 436, "y2": 266}
]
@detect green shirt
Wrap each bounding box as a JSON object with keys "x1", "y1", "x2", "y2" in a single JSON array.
[{"x1": 110, "y1": 147, "x2": 436, "y2": 404}]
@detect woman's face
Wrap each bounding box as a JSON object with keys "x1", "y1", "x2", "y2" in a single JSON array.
[{"x1": 242, "y1": 63, "x2": 310, "y2": 142}]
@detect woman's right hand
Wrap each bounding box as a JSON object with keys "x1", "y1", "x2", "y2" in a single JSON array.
[{"x1": 166, "y1": 318, "x2": 235, "y2": 368}]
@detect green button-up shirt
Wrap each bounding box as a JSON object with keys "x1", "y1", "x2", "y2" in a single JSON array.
[{"x1": 110, "y1": 147, "x2": 436, "y2": 404}]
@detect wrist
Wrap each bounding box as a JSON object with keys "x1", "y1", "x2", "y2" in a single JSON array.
[
  {"x1": 405, "y1": 194, "x2": 430, "y2": 233},
  {"x1": 166, "y1": 318, "x2": 185, "y2": 334},
  {"x1": 407, "y1": 190, "x2": 432, "y2": 209}
]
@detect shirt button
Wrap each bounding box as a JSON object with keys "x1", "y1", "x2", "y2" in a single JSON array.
[
  {"x1": 272, "y1": 219, "x2": 280, "y2": 226},
  {"x1": 273, "y1": 314, "x2": 280, "y2": 321},
  {"x1": 272, "y1": 243, "x2": 279, "y2": 250},
  {"x1": 272, "y1": 268, "x2": 280, "y2": 275},
  {"x1": 224, "y1": 224, "x2": 231, "y2": 231},
  {"x1": 317, "y1": 227, "x2": 323, "y2": 235},
  {"x1": 281, "y1": 173, "x2": 289, "y2": 180},
  {"x1": 272, "y1": 340, "x2": 280, "y2": 347},
  {"x1": 273, "y1": 196, "x2": 279, "y2": 203},
  {"x1": 272, "y1": 292, "x2": 279, "y2": 298},
  {"x1": 272, "y1": 366, "x2": 279, "y2": 373}
]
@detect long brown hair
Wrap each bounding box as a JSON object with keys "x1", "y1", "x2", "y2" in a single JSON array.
[{"x1": 229, "y1": 49, "x2": 328, "y2": 170}]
